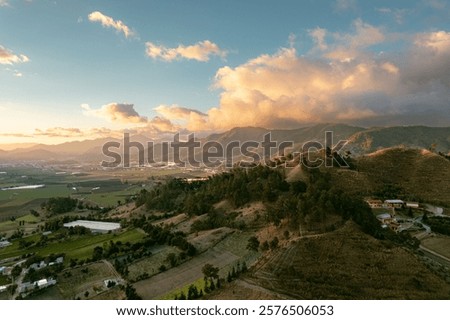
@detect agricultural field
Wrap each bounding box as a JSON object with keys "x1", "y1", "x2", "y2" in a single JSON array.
[
  {"x1": 132, "y1": 229, "x2": 261, "y2": 300},
  {"x1": 56, "y1": 261, "x2": 122, "y2": 299},
  {"x1": 133, "y1": 246, "x2": 240, "y2": 299},
  {"x1": 0, "y1": 166, "x2": 149, "y2": 219},
  {"x1": 127, "y1": 245, "x2": 181, "y2": 282},
  {"x1": 421, "y1": 236, "x2": 450, "y2": 260},
  {"x1": 0, "y1": 228, "x2": 146, "y2": 262}
]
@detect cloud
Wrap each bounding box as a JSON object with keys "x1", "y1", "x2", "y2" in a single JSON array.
[
  {"x1": 154, "y1": 104, "x2": 207, "y2": 131},
  {"x1": 88, "y1": 11, "x2": 134, "y2": 38},
  {"x1": 0, "y1": 0, "x2": 9, "y2": 7},
  {"x1": 81, "y1": 103, "x2": 147, "y2": 123},
  {"x1": 415, "y1": 30, "x2": 450, "y2": 52},
  {"x1": 34, "y1": 127, "x2": 83, "y2": 137},
  {"x1": 145, "y1": 40, "x2": 227, "y2": 62},
  {"x1": 154, "y1": 105, "x2": 206, "y2": 119},
  {"x1": 325, "y1": 19, "x2": 385, "y2": 62},
  {"x1": 424, "y1": 0, "x2": 447, "y2": 10},
  {"x1": 334, "y1": 0, "x2": 357, "y2": 11},
  {"x1": 147, "y1": 116, "x2": 179, "y2": 133},
  {"x1": 376, "y1": 7, "x2": 413, "y2": 24},
  {"x1": 0, "y1": 132, "x2": 33, "y2": 138},
  {"x1": 173, "y1": 26, "x2": 450, "y2": 131},
  {"x1": 0, "y1": 45, "x2": 30, "y2": 65},
  {"x1": 33, "y1": 127, "x2": 114, "y2": 138},
  {"x1": 309, "y1": 27, "x2": 328, "y2": 51}
]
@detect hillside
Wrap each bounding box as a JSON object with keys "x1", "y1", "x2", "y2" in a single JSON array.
[
  {"x1": 206, "y1": 222, "x2": 450, "y2": 299},
  {"x1": 346, "y1": 126, "x2": 450, "y2": 155},
  {"x1": 325, "y1": 148, "x2": 450, "y2": 206}
]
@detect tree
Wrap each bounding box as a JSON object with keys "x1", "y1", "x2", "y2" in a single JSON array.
[
  {"x1": 270, "y1": 237, "x2": 279, "y2": 250},
  {"x1": 125, "y1": 284, "x2": 142, "y2": 300},
  {"x1": 246, "y1": 236, "x2": 260, "y2": 251},
  {"x1": 202, "y1": 263, "x2": 219, "y2": 287},
  {"x1": 11, "y1": 265, "x2": 22, "y2": 278},
  {"x1": 166, "y1": 252, "x2": 178, "y2": 268},
  {"x1": 260, "y1": 241, "x2": 269, "y2": 251},
  {"x1": 92, "y1": 246, "x2": 103, "y2": 261},
  {"x1": 187, "y1": 284, "x2": 199, "y2": 300}
]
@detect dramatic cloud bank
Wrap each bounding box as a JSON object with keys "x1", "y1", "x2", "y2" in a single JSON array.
[
  {"x1": 88, "y1": 11, "x2": 134, "y2": 38},
  {"x1": 145, "y1": 40, "x2": 226, "y2": 62},
  {"x1": 168, "y1": 23, "x2": 450, "y2": 130}
]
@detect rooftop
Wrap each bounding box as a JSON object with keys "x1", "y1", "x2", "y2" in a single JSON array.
[{"x1": 63, "y1": 220, "x2": 121, "y2": 232}]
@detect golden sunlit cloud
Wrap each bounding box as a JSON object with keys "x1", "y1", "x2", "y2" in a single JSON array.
[
  {"x1": 175, "y1": 26, "x2": 450, "y2": 131},
  {"x1": 154, "y1": 104, "x2": 208, "y2": 131},
  {"x1": 81, "y1": 103, "x2": 147, "y2": 124},
  {"x1": 145, "y1": 40, "x2": 227, "y2": 62},
  {"x1": 0, "y1": 45, "x2": 30, "y2": 65},
  {"x1": 88, "y1": 11, "x2": 134, "y2": 38}
]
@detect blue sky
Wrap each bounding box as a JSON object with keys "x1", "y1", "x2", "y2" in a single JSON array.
[{"x1": 1, "y1": 0, "x2": 449, "y2": 144}]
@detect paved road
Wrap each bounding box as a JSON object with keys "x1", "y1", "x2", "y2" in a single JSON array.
[{"x1": 419, "y1": 245, "x2": 450, "y2": 268}]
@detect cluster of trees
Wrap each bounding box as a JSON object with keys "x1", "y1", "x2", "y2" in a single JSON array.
[
  {"x1": 263, "y1": 169, "x2": 383, "y2": 238},
  {"x1": 135, "y1": 166, "x2": 289, "y2": 215},
  {"x1": 41, "y1": 197, "x2": 78, "y2": 215},
  {"x1": 92, "y1": 238, "x2": 157, "y2": 263},
  {"x1": 226, "y1": 261, "x2": 247, "y2": 282},
  {"x1": 174, "y1": 261, "x2": 249, "y2": 300},
  {"x1": 424, "y1": 216, "x2": 450, "y2": 236}
]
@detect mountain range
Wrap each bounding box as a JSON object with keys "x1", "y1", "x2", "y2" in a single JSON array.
[{"x1": 0, "y1": 124, "x2": 449, "y2": 162}]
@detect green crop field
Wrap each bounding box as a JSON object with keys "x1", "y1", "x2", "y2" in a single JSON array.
[
  {"x1": 0, "y1": 213, "x2": 41, "y2": 234},
  {"x1": 0, "y1": 228, "x2": 145, "y2": 261}
]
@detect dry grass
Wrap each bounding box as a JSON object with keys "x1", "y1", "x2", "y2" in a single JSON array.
[
  {"x1": 57, "y1": 261, "x2": 120, "y2": 299},
  {"x1": 421, "y1": 236, "x2": 450, "y2": 259},
  {"x1": 127, "y1": 246, "x2": 180, "y2": 282},
  {"x1": 188, "y1": 227, "x2": 234, "y2": 252},
  {"x1": 328, "y1": 148, "x2": 450, "y2": 206},
  {"x1": 214, "y1": 221, "x2": 450, "y2": 299}
]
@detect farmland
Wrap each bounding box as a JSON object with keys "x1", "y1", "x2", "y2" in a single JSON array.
[{"x1": 0, "y1": 228, "x2": 145, "y2": 262}]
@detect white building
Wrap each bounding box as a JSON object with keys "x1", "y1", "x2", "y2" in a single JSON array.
[
  {"x1": 63, "y1": 220, "x2": 121, "y2": 233},
  {"x1": 384, "y1": 199, "x2": 404, "y2": 208},
  {"x1": 406, "y1": 202, "x2": 419, "y2": 208}
]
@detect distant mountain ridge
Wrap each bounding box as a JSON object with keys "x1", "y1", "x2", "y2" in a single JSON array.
[{"x1": 0, "y1": 124, "x2": 449, "y2": 161}]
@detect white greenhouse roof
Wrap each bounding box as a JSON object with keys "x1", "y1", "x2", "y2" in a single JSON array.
[{"x1": 63, "y1": 220, "x2": 121, "y2": 231}]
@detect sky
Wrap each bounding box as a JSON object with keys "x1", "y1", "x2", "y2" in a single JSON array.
[{"x1": 1, "y1": 0, "x2": 449, "y2": 145}]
